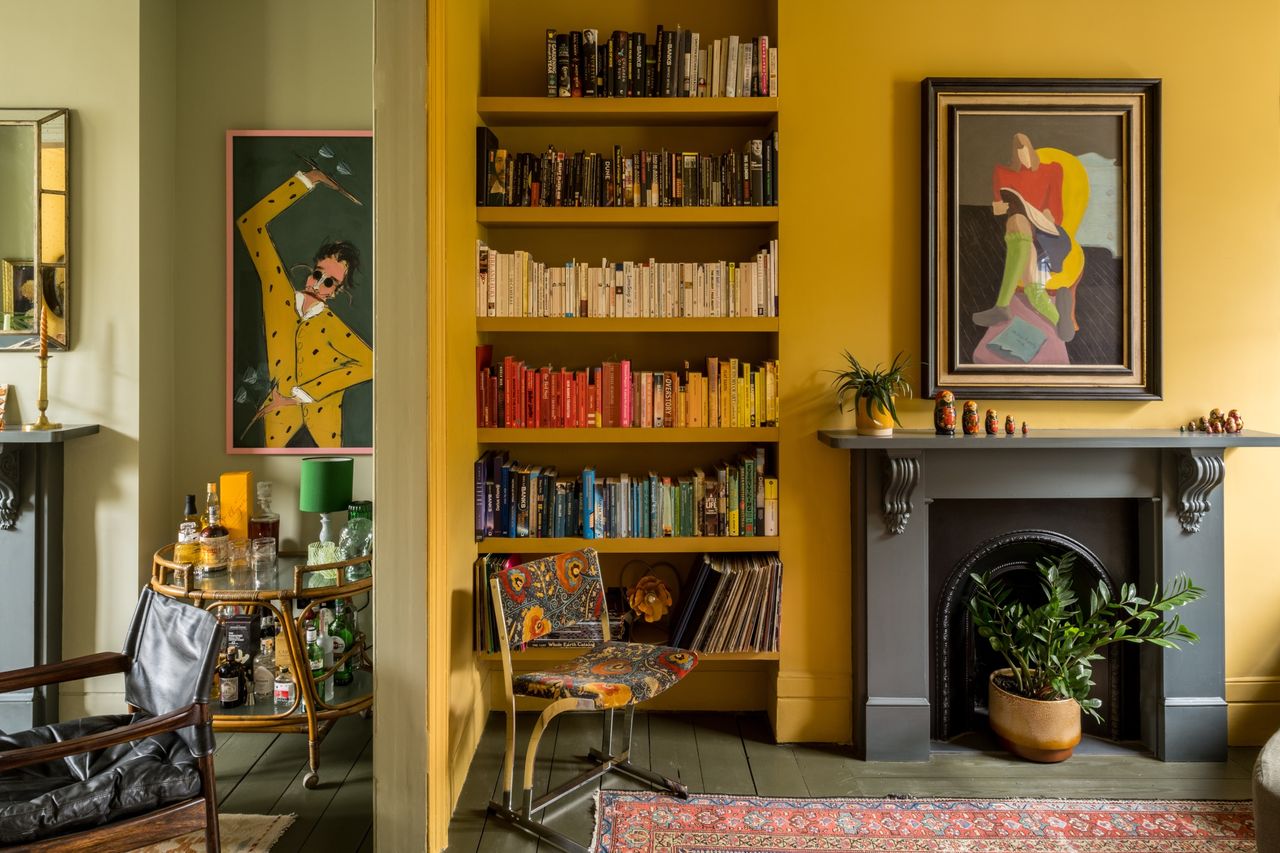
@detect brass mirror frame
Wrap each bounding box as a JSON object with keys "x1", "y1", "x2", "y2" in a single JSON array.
[{"x1": 0, "y1": 107, "x2": 69, "y2": 350}]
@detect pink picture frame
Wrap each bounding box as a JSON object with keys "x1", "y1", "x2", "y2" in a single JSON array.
[{"x1": 225, "y1": 130, "x2": 373, "y2": 455}]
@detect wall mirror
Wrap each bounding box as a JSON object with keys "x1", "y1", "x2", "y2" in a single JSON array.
[{"x1": 0, "y1": 108, "x2": 69, "y2": 350}]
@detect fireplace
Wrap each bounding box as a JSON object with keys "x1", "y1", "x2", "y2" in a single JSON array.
[
  {"x1": 818, "y1": 428, "x2": 1280, "y2": 762},
  {"x1": 930, "y1": 521, "x2": 1138, "y2": 744}
]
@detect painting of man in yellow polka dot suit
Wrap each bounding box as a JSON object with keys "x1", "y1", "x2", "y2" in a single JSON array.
[{"x1": 228, "y1": 132, "x2": 372, "y2": 452}]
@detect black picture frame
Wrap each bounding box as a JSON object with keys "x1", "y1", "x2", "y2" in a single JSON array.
[{"x1": 922, "y1": 78, "x2": 1161, "y2": 400}]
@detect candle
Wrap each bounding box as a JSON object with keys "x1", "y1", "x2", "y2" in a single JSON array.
[{"x1": 38, "y1": 304, "x2": 47, "y2": 359}]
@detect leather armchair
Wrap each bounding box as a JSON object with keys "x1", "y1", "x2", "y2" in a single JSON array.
[{"x1": 0, "y1": 588, "x2": 222, "y2": 851}]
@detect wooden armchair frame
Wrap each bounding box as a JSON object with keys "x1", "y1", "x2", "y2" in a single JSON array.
[
  {"x1": 0, "y1": 652, "x2": 220, "y2": 852},
  {"x1": 485, "y1": 554, "x2": 688, "y2": 853}
]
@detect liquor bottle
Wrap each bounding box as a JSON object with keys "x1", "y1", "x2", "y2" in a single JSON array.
[
  {"x1": 199, "y1": 503, "x2": 230, "y2": 572},
  {"x1": 306, "y1": 619, "x2": 325, "y2": 700},
  {"x1": 203, "y1": 482, "x2": 220, "y2": 525},
  {"x1": 330, "y1": 599, "x2": 355, "y2": 686},
  {"x1": 248, "y1": 481, "x2": 281, "y2": 546},
  {"x1": 338, "y1": 500, "x2": 373, "y2": 582},
  {"x1": 273, "y1": 665, "x2": 297, "y2": 707},
  {"x1": 183, "y1": 494, "x2": 201, "y2": 528},
  {"x1": 218, "y1": 646, "x2": 246, "y2": 709},
  {"x1": 254, "y1": 616, "x2": 277, "y2": 702},
  {"x1": 173, "y1": 521, "x2": 200, "y2": 566}
]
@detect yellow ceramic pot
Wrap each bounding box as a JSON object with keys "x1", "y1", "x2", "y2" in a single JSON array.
[
  {"x1": 854, "y1": 399, "x2": 896, "y2": 436},
  {"x1": 987, "y1": 668, "x2": 1081, "y2": 763}
]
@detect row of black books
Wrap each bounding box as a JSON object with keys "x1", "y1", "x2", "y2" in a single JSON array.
[
  {"x1": 545, "y1": 27, "x2": 776, "y2": 99},
  {"x1": 478, "y1": 132, "x2": 779, "y2": 207},
  {"x1": 474, "y1": 450, "x2": 778, "y2": 541},
  {"x1": 671, "y1": 553, "x2": 782, "y2": 653}
]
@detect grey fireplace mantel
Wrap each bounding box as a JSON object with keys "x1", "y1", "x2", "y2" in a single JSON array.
[
  {"x1": 818, "y1": 427, "x2": 1280, "y2": 763},
  {"x1": 0, "y1": 424, "x2": 99, "y2": 731}
]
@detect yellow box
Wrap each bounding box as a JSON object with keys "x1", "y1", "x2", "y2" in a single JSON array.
[{"x1": 219, "y1": 470, "x2": 253, "y2": 542}]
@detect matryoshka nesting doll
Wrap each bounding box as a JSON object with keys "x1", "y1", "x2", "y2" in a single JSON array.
[
  {"x1": 1004, "y1": 415, "x2": 1015, "y2": 435},
  {"x1": 985, "y1": 409, "x2": 999, "y2": 436},
  {"x1": 934, "y1": 390, "x2": 956, "y2": 436},
  {"x1": 962, "y1": 401, "x2": 980, "y2": 436}
]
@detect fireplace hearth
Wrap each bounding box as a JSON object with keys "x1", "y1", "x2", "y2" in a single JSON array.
[{"x1": 818, "y1": 428, "x2": 1280, "y2": 762}]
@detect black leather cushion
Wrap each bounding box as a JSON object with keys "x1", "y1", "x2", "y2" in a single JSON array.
[{"x1": 0, "y1": 712, "x2": 202, "y2": 845}]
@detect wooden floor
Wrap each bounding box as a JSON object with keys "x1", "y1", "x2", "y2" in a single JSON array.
[
  {"x1": 212, "y1": 714, "x2": 373, "y2": 853},
  {"x1": 447, "y1": 710, "x2": 1258, "y2": 852}
]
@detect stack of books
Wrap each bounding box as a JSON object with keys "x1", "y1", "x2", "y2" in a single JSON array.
[
  {"x1": 474, "y1": 450, "x2": 778, "y2": 541},
  {"x1": 670, "y1": 553, "x2": 782, "y2": 653},
  {"x1": 475, "y1": 241, "x2": 778, "y2": 318},
  {"x1": 477, "y1": 134, "x2": 779, "y2": 208},
  {"x1": 544, "y1": 27, "x2": 776, "y2": 98},
  {"x1": 476, "y1": 349, "x2": 779, "y2": 429}
]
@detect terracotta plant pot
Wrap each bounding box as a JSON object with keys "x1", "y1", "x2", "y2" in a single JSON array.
[
  {"x1": 987, "y1": 668, "x2": 1081, "y2": 763},
  {"x1": 855, "y1": 399, "x2": 896, "y2": 436}
]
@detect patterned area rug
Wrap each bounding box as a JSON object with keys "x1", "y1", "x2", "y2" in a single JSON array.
[
  {"x1": 593, "y1": 792, "x2": 1255, "y2": 851},
  {"x1": 128, "y1": 813, "x2": 295, "y2": 852}
]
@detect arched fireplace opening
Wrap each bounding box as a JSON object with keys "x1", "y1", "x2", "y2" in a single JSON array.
[{"x1": 932, "y1": 528, "x2": 1138, "y2": 744}]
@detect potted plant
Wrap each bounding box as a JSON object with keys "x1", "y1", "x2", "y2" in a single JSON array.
[
  {"x1": 968, "y1": 552, "x2": 1203, "y2": 762},
  {"x1": 831, "y1": 351, "x2": 912, "y2": 436}
]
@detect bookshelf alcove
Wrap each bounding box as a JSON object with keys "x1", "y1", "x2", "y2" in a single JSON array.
[{"x1": 431, "y1": 0, "x2": 791, "y2": 808}]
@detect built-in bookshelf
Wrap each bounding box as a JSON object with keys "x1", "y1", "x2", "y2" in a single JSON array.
[{"x1": 466, "y1": 0, "x2": 782, "y2": 723}]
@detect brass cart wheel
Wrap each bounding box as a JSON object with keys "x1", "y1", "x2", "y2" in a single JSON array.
[{"x1": 303, "y1": 771, "x2": 320, "y2": 790}]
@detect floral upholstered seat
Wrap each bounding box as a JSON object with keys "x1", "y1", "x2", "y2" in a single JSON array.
[{"x1": 512, "y1": 641, "x2": 698, "y2": 709}]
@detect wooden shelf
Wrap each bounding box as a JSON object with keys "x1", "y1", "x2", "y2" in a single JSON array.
[
  {"x1": 477, "y1": 427, "x2": 778, "y2": 444},
  {"x1": 477, "y1": 536, "x2": 780, "y2": 554},
  {"x1": 478, "y1": 207, "x2": 778, "y2": 227},
  {"x1": 477, "y1": 317, "x2": 779, "y2": 333},
  {"x1": 478, "y1": 648, "x2": 779, "y2": 662},
  {"x1": 477, "y1": 96, "x2": 779, "y2": 127}
]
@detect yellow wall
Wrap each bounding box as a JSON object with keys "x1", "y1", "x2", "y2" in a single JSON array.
[
  {"x1": 434, "y1": 5, "x2": 1280, "y2": 830},
  {"x1": 778, "y1": 0, "x2": 1280, "y2": 744}
]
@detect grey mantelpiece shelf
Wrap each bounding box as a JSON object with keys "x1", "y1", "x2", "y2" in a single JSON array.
[
  {"x1": 0, "y1": 424, "x2": 100, "y2": 443},
  {"x1": 818, "y1": 428, "x2": 1280, "y2": 450}
]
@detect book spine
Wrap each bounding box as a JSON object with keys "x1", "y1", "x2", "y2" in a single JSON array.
[
  {"x1": 555, "y1": 35, "x2": 571, "y2": 97},
  {"x1": 631, "y1": 32, "x2": 646, "y2": 97},
  {"x1": 768, "y1": 46, "x2": 778, "y2": 98},
  {"x1": 582, "y1": 467, "x2": 596, "y2": 539},
  {"x1": 688, "y1": 32, "x2": 700, "y2": 96},
  {"x1": 661, "y1": 29, "x2": 675, "y2": 97},
  {"x1": 569, "y1": 31, "x2": 583, "y2": 97},
  {"x1": 620, "y1": 359, "x2": 633, "y2": 427},
  {"x1": 725, "y1": 35, "x2": 739, "y2": 97},
  {"x1": 545, "y1": 29, "x2": 557, "y2": 97},
  {"x1": 612, "y1": 31, "x2": 628, "y2": 97},
  {"x1": 758, "y1": 36, "x2": 769, "y2": 96},
  {"x1": 583, "y1": 29, "x2": 598, "y2": 97}
]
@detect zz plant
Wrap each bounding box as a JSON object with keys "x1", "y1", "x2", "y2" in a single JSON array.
[{"x1": 968, "y1": 552, "x2": 1203, "y2": 722}]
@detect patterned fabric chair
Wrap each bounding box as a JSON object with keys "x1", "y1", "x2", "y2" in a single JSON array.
[{"x1": 487, "y1": 548, "x2": 698, "y2": 853}]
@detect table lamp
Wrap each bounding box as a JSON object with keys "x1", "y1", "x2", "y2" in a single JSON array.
[{"x1": 298, "y1": 456, "x2": 353, "y2": 543}]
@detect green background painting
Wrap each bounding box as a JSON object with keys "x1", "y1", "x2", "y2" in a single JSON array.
[{"x1": 229, "y1": 133, "x2": 373, "y2": 450}]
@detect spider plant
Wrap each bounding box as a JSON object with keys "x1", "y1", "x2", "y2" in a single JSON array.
[
  {"x1": 830, "y1": 350, "x2": 912, "y2": 426},
  {"x1": 968, "y1": 551, "x2": 1203, "y2": 722}
]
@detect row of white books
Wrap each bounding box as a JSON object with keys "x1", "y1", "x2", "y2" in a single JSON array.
[{"x1": 475, "y1": 240, "x2": 778, "y2": 319}]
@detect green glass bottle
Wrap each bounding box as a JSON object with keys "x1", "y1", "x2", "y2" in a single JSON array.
[
  {"x1": 331, "y1": 599, "x2": 355, "y2": 687},
  {"x1": 305, "y1": 620, "x2": 324, "y2": 695}
]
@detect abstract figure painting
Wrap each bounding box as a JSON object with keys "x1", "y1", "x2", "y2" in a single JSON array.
[
  {"x1": 226, "y1": 131, "x2": 373, "y2": 453},
  {"x1": 922, "y1": 79, "x2": 1161, "y2": 399}
]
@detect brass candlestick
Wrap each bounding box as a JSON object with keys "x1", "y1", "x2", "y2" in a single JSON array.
[{"x1": 24, "y1": 359, "x2": 61, "y2": 432}]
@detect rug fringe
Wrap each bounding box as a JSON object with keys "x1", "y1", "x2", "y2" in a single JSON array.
[{"x1": 588, "y1": 788, "x2": 603, "y2": 852}]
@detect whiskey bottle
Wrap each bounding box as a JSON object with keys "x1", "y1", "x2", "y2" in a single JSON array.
[
  {"x1": 249, "y1": 481, "x2": 281, "y2": 546},
  {"x1": 183, "y1": 493, "x2": 201, "y2": 529},
  {"x1": 218, "y1": 646, "x2": 246, "y2": 709},
  {"x1": 203, "y1": 482, "x2": 220, "y2": 525},
  {"x1": 199, "y1": 503, "x2": 230, "y2": 572}
]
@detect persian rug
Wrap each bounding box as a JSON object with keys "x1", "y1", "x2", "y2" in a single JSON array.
[
  {"x1": 127, "y1": 813, "x2": 295, "y2": 852},
  {"x1": 593, "y1": 791, "x2": 1255, "y2": 851}
]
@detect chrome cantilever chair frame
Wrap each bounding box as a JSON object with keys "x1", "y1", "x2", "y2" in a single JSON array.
[{"x1": 486, "y1": 551, "x2": 691, "y2": 853}]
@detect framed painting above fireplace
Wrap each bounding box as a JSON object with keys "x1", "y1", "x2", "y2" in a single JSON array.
[{"x1": 921, "y1": 78, "x2": 1161, "y2": 400}]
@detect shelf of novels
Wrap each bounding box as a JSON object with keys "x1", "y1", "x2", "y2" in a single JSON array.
[
  {"x1": 479, "y1": 648, "x2": 779, "y2": 662},
  {"x1": 477, "y1": 317, "x2": 778, "y2": 334},
  {"x1": 477, "y1": 207, "x2": 778, "y2": 227},
  {"x1": 477, "y1": 427, "x2": 778, "y2": 444},
  {"x1": 476, "y1": 536, "x2": 780, "y2": 554},
  {"x1": 478, "y1": 96, "x2": 778, "y2": 127}
]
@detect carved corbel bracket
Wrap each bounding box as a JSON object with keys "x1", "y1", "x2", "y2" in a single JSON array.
[
  {"x1": 882, "y1": 453, "x2": 921, "y2": 535},
  {"x1": 0, "y1": 445, "x2": 18, "y2": 530},
  {"x1": 1177, "y1": 451, "x2": 1225, "y2": 534}
]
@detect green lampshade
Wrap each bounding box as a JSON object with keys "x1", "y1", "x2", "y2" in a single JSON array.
[{"x1": 298, "y1": 456, "x2": 354, "y2": 513}]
